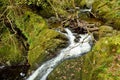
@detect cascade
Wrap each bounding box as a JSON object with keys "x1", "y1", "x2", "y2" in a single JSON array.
[{"x1": 27, "y1": 28, "x2": 93, "y2": 80}]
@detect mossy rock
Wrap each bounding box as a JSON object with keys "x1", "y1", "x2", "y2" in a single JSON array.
[
  {"x1": 92, "y1": 0, "x2": 120, "y2": 29},
  {"x1": 15, "y1": 11, "x2": 68, "y2": 68},
  {"x1": 28, "y1": 29, "x2": 67, "y2": 68},
  {"x1": 98, "y1": 25, "x2": 114, "y2": 38},
  {"x1": 48, "y1": 34, "x2": 120, "y2": 80}
]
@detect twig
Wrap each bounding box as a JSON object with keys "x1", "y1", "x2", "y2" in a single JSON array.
[
  {"x1": 6, "y1": 13, "x2": 17, "y2": 34},
  {"x1": 47, "y1": 0, "x2": 59, "y2": 20},
  {"x1": 0, "y1": 8, "x2": 8, "y2": 18},
  {"x1": 89, "y1": 11, "x2": 97, "y2": 18}
]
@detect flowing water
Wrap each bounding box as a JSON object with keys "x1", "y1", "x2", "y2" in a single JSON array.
[{"x1": 27, "y1": 28, "x2": 93, "y2": 80}]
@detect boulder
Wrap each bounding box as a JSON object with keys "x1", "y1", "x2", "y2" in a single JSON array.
[{"x1": 15, "y1": 11, "x2": 68, "y2": 69}]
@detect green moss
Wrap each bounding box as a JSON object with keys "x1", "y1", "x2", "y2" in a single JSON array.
[
  {"x1": 1, "y1": 0, "x2": 68, "y2": 67},
  {"x1": 28, "y1": 29, "x2": 65, "y2": 68},
  {"x1": 0, "y1": 28, "x2": 25, "y2": 65},
  {"x1": 15, "y1": 11, "x2": 47, "y2": 41},
  {"x1": 79, "y1": 0, "x2": 86, "y2": 7},
  {"x1": 48, "y1": 34, "x2": 120, "y2": 80},
  {"x1": 93, "y1": 0, "x2": 120, "y2": 29},
  {"x1": 14, "y1": 10, "x2": 67, "y2": 68}
]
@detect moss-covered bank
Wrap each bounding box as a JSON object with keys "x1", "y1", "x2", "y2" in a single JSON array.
[
  {"x1": 16, "y1": 11, "x2": 67, "y2": 68},
  {"x1": 92, "y1": 0, "x2": 120, "y2": 29},
  {"x1": 0, "y1": 25, "x2": 26, "y2": 65},
  {"x1": 0, "y1": 0, "x2": 68, "y2": 69}
]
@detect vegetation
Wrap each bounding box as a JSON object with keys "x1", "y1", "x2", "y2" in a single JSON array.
[
  {"x1": 0, "y1": 26, "x2": 26, "y2": 65},
  {"x1": 15, "y1": 11, "x2": 68, "y2": 69},
  {"x1": 0, "y1": 0, "x2": 27, "y2": 65},
  {"x1": 0, "y1": 0, "x2": 68, "y2": 68},
  {"x1": 93, "y1": 0, "x2": 120, "y2": 29},
  {"x1": 0, "y1": 0, "x2": 120, "y2": 80}
]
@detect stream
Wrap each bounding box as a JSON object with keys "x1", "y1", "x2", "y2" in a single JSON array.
[{"x1": 27, "y1": 28, "x2": 93, "y2": 80}]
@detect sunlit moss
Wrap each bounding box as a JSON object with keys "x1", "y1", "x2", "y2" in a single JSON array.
[
  {"x1": 28, "y1": 29, "x2": 66, "y2": 68},
  {"x1": 14, "y1": 10, "x2": 67, "y2": 68},
  {"x1": 0, "y1": 27, "x2": 25, "y2": 65}
]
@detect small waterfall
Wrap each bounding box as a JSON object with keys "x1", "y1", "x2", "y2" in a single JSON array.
[{"x1": 27, "y1": 28, "x2": 93, "y2": 80}]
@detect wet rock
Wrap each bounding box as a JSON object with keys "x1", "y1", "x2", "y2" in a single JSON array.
[
  {"x1": 0, "y1": 64, "x2": 30, "y2": 80},
  {"x1": 74, "y1": 38, "x2": 80, "y2": 43},
  {"x1": 74, "y1": 35, "x2": 81, "y2": 42}
]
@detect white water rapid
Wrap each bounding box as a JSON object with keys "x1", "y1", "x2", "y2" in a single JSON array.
[{"x1": 27, "y1": 28, "x2": 93, "y2": 80}]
